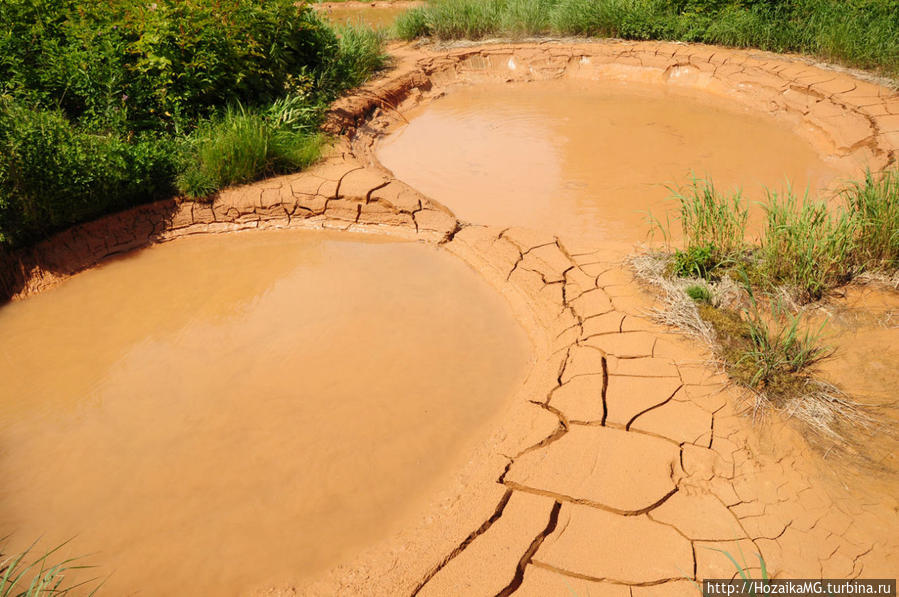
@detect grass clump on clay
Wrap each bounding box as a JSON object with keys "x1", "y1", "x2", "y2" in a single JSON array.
[
  {"x1": 633, "y1": 169, "x2": 899, "y2": 451},
  {"x1": 396, "y1": 0, "x2": 899, "y2": 78}
]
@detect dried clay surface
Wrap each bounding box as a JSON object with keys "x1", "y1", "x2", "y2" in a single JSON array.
[{"x1": 1, "y1": 40, "x2": 898, "y2": 596}]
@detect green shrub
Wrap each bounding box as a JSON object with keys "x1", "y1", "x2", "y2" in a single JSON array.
[
  {"x1": 0, "y1": 102, "x2": 181, "y2": 244},
  {"x1": 0, "y1": 0, "x2": 386, "y2": 246},
  {"x1": 0, "y1": 0, "x2": 339, "y2": 132}
]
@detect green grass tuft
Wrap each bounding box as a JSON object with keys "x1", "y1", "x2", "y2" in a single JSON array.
[
  {"x1": 395, "y1": 7, "x2": 432, "y2": 39},
  {"x1": 655, "y1": 177, "x2": 748, "y2": 280},
  {"x1": 842, "y1": 169, "x2": 899, "y2": 271},
  {"x1": 401, "y1": 0, "x2": 899, "y2": 77},
  {"x1": 759, "y1": 189, "x2": 857, "y2": 302},
  {"x1": 0, "y1": 539, "x2": 100, "y2": 597},
  {"x1": 177, "y1": 104, "x2": 326, "y2": 199}
]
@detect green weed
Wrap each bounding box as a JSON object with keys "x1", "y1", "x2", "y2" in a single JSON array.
[
  {"x1": 395, "y1": 7, "x2": 432, "y2": 39},
  {"x1": 0, "y1": 539, "x2": 100, "y2": 597},
  {"x1": 177, "y1": 105, "x2": 326, "y2": 199},
  {"x1": 697, "y1": 290, "x2": 830, "y2": 400},
  {"x1": 685, "y1": 283, "x2": 712, "y2": 303},
  {"x1": 654, "y1": 178, "x2": 748, "y2": 280},
  {"x1": 842, "y1": 169, "x2": 899, "y2": 270},
  {"x1": 760, "y1": 189, "x2": 857, "y2": 302}
]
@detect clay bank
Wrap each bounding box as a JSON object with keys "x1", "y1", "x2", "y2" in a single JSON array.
[{"x1": 1, "y1": 40, "x2": 898, "y2": 595}]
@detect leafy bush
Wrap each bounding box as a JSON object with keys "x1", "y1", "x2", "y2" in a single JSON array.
[
  {"x1": 0, "y1": 0, "x2": 339, "y2": 132},
  {"x1": 0, "y1": 0, "x2": 386, "y2": 246},
  {"x1": 0, "y1": 102, "x2": 181, "y2": 244}
]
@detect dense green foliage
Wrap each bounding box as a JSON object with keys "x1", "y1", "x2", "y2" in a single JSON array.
[
  {"x1": 0, "y1": 0, "x2": 385, "y2": 246},
  {"x1": 396, "y1": 0, "x2": 899, "y2": 76}
]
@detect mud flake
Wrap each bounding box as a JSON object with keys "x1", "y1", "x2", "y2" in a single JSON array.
[
  {"x1": 534, "y1": 504, "x2": 693, "y2": 584},
  {"x1": 629, "y1": 396, "x2": 712, "y2": 445},
  {"x1": 585, "y1": 331, "x2": 655, "y2": 358},
  {"x1": 505, "y1": 426, "x2": 679, "y2": 514},
  {"x1": 550, "y1": 375, "x2": 605, "y2": 423},
  {"x1": 604, "y1": 375, "x2": 682, "y2": 427},
  {"x1": 515, "y1": 566, "x2": 629, "y2": 597},
  {"x1": 417, "y1": 491, "x2": 557, "y2": 597},
  {"x1": 650, "y1": 492, "x2": 746, "y2": 541}
]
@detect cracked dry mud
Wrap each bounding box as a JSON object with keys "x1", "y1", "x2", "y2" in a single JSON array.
[{"x1": 0, "y1": 40, "x2": 897, "y2": 595}]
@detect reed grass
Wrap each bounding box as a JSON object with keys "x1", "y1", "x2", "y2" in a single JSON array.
[
  {"x1": 176, "y1": 104, "x2": 326, "y2": 199},
  {"x1": 759, "y1": 189, "x2": 857, "y2": 302},
  {"x1": 842, "y1": 169, "x2": 899, "y2": 271},
  {"x1": 396, "y1": 0, "x2": 899, "y2": 77},
  {"x1": 655, "y1": 178, "x2": 749, "y2": 279},
  {"x1": 0, "y1": 540, "x2": 99, "y2": 597}
]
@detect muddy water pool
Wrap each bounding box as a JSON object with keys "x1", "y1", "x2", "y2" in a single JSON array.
[
  {"x1": 0, "y1": 229, "x2": 531, "y2": 594},
  {"x1": 316, "y1": 2, "x2": 414, "y2": 28},
  {"x1": 377, "y1": 79, "x2": 855, "y2": 245}
]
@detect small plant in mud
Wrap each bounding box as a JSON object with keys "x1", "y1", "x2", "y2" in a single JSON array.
[
  {"x1": 652, "y1": 177, "x2": 749, "y2": 281},
  {"x1": 633, "y1": 171, "x2": 898, "y2": 452},
  {"x1": 685, "y1": 283, "x2": 712, "y2": 303},
  {"x1": 0, "y1": 539, "x2": 100, "y2": 597},
  {"x1": 697, "y1": 288, "x2": 831, "y2": 400},
  {"x1": 842, "y1": 169, "x2": 899, "y2": 272},
  {"x1": 759, "y1": 189, "x2": 857, "y2": 303}
]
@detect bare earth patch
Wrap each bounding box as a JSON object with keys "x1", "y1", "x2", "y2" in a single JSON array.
[{"x1": 1, "y1": 39, "x2": 897, "y2": 595}]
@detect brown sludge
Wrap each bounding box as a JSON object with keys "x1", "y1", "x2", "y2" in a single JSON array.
[
  {"x1": 377, "y1": 79, "x2": 856, "y2": 245},
  {"x1": 315, "y1": 1, "x2": 421, "y2": 29},
  {"x1": 1, "y1": 40, "x2": 898, "y2": 596},
  {"x1": 0, "y1": 229, "x2": 531, "y2": 595}
]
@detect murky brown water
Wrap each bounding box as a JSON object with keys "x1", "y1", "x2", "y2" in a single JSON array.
[
  {"x1": 813, "y1": 286, "x2": 899, "y2": 408},
  {"x1": 0, "y1": 229, "x2": 531, "y2": 595},
  {"x1": 377, "y1": 79, "x2": 854, "y2": 244},
  {"x1": 316, "y1": 3, "x2": 413, "y2": 28}
]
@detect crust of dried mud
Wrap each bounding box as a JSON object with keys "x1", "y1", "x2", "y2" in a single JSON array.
[{"x1": 2, "y1": 40, "x2": 898, "y2": 596}]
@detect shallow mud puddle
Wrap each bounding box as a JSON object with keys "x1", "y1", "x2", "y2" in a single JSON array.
[
  {"x1": 815, "y1": 286, "x2": 899, "y2": 473},
  {"x1": 316, "y1": 2, "x2": 414, "y2": 28},
  {"x1": 377, "y1": 79, "x2": 852, "y2": 244},
  {"x1": 0, "y1": 229, "x2": 531, "y2": 594}
]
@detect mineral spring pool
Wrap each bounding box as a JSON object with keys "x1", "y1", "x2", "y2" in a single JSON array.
[
  {"x1": 0, "y1": 229, "x2": 531, "y2": 594},
  {"x1": 377, "y1": 79, "x2": 855, "y2": 244}
]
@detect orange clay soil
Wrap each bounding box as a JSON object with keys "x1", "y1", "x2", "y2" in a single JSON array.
[
  {"x1": 314, "y1": 1, "x2": 422, "y2": 29},
  {"x1": 0, "y1": 40, "x2": 898, "y2": 596}
]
